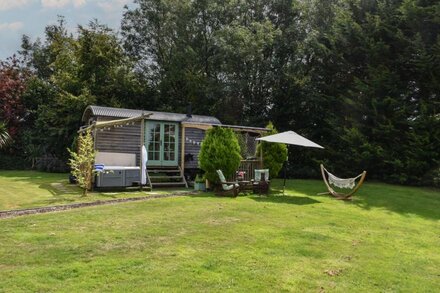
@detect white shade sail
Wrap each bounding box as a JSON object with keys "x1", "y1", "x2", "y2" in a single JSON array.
[{"x1": 256, "y1": 131, "x2": 324, "y2": 149}]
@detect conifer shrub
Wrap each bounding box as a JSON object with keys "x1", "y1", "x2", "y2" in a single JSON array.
[
  {"x1": 199, "y1": 127, "x2": 241, "y2": 184},
  {"x1": 257, "y1": 122, "x2": 288, "y2": 178}
]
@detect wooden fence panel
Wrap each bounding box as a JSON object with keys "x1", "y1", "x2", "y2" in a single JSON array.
[{"x1": 229, "y1": 159, "x2": 262, "y2": 181}]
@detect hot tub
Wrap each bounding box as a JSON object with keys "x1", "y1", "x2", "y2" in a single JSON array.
[{"x1": 95, "y1": 166, "x2": 141, "y2": 188}]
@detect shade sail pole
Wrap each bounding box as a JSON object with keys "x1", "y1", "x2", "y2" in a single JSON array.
[
  {"x1": 255, "y1": 130, "x2": 324, "y2": 195},
  {"x1": 283, "y1": 162, "x2": 286, "y2": 195},
  {"x1": 283, "y1": 148, "x2": 289, "y2": 195}
]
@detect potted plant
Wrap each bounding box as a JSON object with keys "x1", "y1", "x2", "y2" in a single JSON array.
[{"x1": 194, "y1": 174, "x2": 206, "y2": 191}]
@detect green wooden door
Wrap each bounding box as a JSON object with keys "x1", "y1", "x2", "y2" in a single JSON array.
[
  {"x1": 162, "y1": 123, "x2": 179, "y2": 166},
  {"x1": 145, "y1": 121, "x2": 179, "y2": 166},
  {"x1": 145, "y1": 122, "x2": 162, "y2": 166}
]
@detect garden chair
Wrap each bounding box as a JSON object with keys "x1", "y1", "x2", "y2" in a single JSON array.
[
  {"x1": 215, "y1": 170, "x2": 240, "y2": 197},
  {"x1": 318, "y1": 164, "x2": 367, "y2": 200},
  {"x1": 252, "y1": 169, "x2": 270, "y2": 194}
]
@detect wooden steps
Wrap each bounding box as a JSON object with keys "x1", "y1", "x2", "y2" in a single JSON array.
[
  {"x1": 149, "y1": 175, "x2": 182, "y2": 179},
  {"x1": 147, "y1": 166, "x2": 188, "y2": 188},
  {"x1": 150, "y1": 182, "x2": 187, "y2": 186},
  {"x1": 149, "y1": 169, "x2": 181, "y2": 173}
]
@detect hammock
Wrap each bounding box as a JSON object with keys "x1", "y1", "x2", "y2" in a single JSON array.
[
  {"x1": 326, "y1": 168, "x2": 364, "y2": 189},
  {"x1": 319, "y1": 164, "x2": 367, "y2": 200}
]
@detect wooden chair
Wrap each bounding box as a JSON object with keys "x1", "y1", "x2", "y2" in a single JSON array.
[
  {"x1": 252, "y1": 169, "x2": 270, "y2": 194},
  {"x1": 215, "y1": 170, "x2": 240, "y2": 197},
  {"x1": 318, "y1": 164, "x2": 367, "y2": 200}
]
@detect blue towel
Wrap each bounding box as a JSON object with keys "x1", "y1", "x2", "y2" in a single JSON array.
[{"x1": 94, "y1": 164, "x2": 105, "y2": 172}]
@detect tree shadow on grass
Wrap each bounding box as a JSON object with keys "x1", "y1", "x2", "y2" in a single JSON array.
[
  {"x1": 271, "y1": 179, "x2": 440, "y2": 220},
  {"x1": 0, "y1": 171, "x2": 85, "y2": 202},
  {"x1": 249, "y1": 195, "x2": 321, "y2": 205},
  {"x1": 38, "y1": 182, "x2": 79, "y2": 196},
  {"x1": 0, "y1": 171, "x2": 78, "y2": 195},
  {"x1": 186, "y1": 191, "x2": 321, "y2": 205},
  {"x1": 313, "y1": 181, "x2": 440, "y2": 220},
  {"x1": 354, "y1": 184, "x2": 440, "y2": 220}
]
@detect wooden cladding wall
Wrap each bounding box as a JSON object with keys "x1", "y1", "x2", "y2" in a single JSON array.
[
  {"x1": 94, "y1": 117, "x2": 182, "y2": 167},
  {"x1": 94, "y1": 116, "x2": 142, "y2": 164},
  {"x1": 184, "y1": 127, "x2": 205, "y2": 169}
]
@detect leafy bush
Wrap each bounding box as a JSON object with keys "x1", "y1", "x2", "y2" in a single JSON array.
[
  {"x1": 35, "y1": 155, "x2": 68, "y2": 173},
  {"x1": 257, "y1": 122, "x2": 287, "y2": 178},
  {"x1": 0, "y1": 154, "x2": 28, "y2": 170},
  {"x1": 0, "y1": 122, "x2": 11, "y2": 148},
  {"x1": 194, "y1": 174, "x2": 205, "y2": 183},
  {"x1": 199, "y1": 127, "x2": 242, "y2": 183}
]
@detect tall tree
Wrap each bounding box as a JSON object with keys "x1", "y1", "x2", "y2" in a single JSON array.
[
  {"x1": 0, "y1": 56, "x2": 28, "y2": 139},
  {"x1": 0, "y1": 0, "x2": 437, "y2": 185},
  {"x1": 17, "y1": 18, "x2": 151, "y2": 161},
  {"x1": 77, "y1": 20, "x2": 150, "y2": 108},
  {"x1": 295, "y1": 0, "x2": 440, "y2": 183},
  {"x1": 122, "y1": 0, "x2": 301, "y2": 124}
]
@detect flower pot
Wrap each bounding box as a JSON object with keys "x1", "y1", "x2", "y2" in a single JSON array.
[{"x1": 194, "y1": 182, "x2": 206, "y2": 191}]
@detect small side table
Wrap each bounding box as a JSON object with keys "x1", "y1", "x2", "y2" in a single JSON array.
[
  {"x1": 253, "y1": 181, "x2": 270, "y2": 195},
  {"x1": 238, "y1": 180, "x2": 253, "y2": 192}
]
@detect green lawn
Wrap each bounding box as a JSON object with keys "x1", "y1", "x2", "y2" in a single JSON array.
[
  {"x1": 0, "y1": 170, "x2": 187, "y2": 210},
  {"x1": 0, "y1": 171, "x2": 439, "y2": 291}
]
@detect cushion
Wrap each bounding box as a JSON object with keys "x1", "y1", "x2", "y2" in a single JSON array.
[
  {"x1": 217, "y1": 170, "x2": 238, "y2": 191},
  {"x1": 255, "y1": 169, "x2": 270, "y2": 181}
]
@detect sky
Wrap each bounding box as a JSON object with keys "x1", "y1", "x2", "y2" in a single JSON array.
[{"x1": 0, "y1": 0, "x2": 133, "y2": 60}]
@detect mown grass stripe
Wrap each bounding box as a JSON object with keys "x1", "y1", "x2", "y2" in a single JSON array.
[{"x1": 0, "y1": 191, "x2": 198, "y2": 219}]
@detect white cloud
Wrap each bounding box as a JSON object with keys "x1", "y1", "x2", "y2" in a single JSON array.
[
  {"x1": 97, "y1": 0, "x2": 130, "y2": 13},
  {"x1": 73, "y1": 0, "x2": 86, "y2": 7},
  {"x1": 41, "y1": 0, "x2": 86, "y2": 9},
  {"x1": 0, "y1": 0, "x2": 32, "y2": 11},
  {"x1": 41, "y1": 0, "x2": 70, "y2": 8},
  {"x1": 0, "y1": 22, "x2": 24, "y2": 31}
]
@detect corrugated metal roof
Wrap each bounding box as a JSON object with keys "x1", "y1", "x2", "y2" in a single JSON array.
[
  {"x1": 82, "y1": 105, "x2": 222, "y2": 124},
  {"x1": 182, "y1": 121, "x2": 269, "y2": 133}
]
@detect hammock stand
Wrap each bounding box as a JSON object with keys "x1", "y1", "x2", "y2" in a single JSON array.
[{"x1": 318, "y1": 164, "x2": 367, "y2": 200}]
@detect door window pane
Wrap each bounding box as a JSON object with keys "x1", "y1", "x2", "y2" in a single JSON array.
[
  {"x1": 146, "y1": 122, "x2": 161, "y2": 162},
  {"x1": 146, "y1": 122, "x2": 178, "y2": 164},
  {"x1": 163, "y1": 124, "x2": 177, "y2": 163}
]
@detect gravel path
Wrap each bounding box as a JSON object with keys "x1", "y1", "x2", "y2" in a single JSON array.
[{"x1": 0, "y1": 191, "x2": 199, "y2": 219}]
